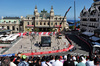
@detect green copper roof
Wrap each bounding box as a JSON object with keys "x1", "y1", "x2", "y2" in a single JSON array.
[
  {"x1": 0, "y1": 19, "x2": 20, "y2": 23},
  {"x1": 41, "y1": 9, "x2": 47, "y2": 13},
  {"x1": 40, "y1": 9, "x2": 50, "y2": 18}
]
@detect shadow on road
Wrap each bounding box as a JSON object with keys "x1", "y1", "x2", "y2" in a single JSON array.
[{"x1": 67, "y1": 34, "x2": 91, "y2": 53}]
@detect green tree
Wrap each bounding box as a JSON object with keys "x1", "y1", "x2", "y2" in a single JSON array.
[{"x1": 34, "y1": 28, "x2": 39, "y2": 32}]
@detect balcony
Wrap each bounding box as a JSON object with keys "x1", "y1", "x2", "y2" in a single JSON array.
[
  {"x1": 82, "y1": 24, "x2": 87, "y2": 26},
  {"x1": 89, "y1": 25, "x2": 96, "y2": 28}
]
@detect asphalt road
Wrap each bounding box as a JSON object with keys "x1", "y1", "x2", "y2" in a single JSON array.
[{"x1": 38, "y1": 31, "x2": 91, "y2": 56}]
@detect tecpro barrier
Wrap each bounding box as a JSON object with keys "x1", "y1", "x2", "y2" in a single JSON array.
[
  {"x1": 18, "y1": 32, "x2": 57, "y2": 36},
  {"x1": 22, "y1": 45, "x2": 74, "y2": 56}
]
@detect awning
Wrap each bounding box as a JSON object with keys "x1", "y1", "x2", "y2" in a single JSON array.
[
  {"x1": 82, "y1": 32, "x2": 94, "y2": 37},
  {"x1": 92, "y1": 42, "x2": 100, "y2": 46},
  {"x1": 89, "y1": 36, "x2": 100, "y2": 41}
]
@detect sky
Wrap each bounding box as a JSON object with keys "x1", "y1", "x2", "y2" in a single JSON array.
[{"x1": 0, "y1": 0, "x2": 94, "y2": 20}]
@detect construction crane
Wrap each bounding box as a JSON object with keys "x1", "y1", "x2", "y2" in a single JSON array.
[
  {"x1": 58, "y1": 6, "x2": 71, "y2": 33},
  {"x1": 57, "y1": 7, "x2": 71, "y2": 39}
]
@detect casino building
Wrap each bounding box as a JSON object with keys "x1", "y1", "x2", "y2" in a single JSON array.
[
  {"x1": 21, "y1": 6, "x2": 69, "y2": 32},
  {"x1": 80, "y1": 0, "x2": 100, "y2": 33}
]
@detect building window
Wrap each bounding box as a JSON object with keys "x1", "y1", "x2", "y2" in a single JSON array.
[
  {"x1": 40, "y1": 22, "x2": 42, "y2": 25},
  {"x1": 17, "y1": 28, "x2": 18, "y2": 31},
  {"x1": 51, "y1": 22, "x2": 53, "y2": 25},
  {"x1": 55, "y1": 17, "x2": 57, "y2": 20},
  {"x1": 27, "y1": 22, "x2": 29, "y2": 25},
  {"x1": 14, "y1": 21, "x2": 16, "y2": 23},
  {"x1": 12, "y1": 26, "x2": 15, "y2": 30},
  {"x1": 48, "y1": 22, "x2": 50, "y2": 25},
  {"x1": 44, "y1": 22, "x2": 46, "y2": 25},
  {"x1": 2, "y1": 26, "x2": 4, "y2": 29},
  {"x1": 60, "y1": 18, "x2": 62, "y2": 20},
  {"x1": 36, "y1": 22, "x2": 38, "y2": 25},
  {"x1": 55, "y1": 22, "x2": 57, "y2": 25},
  {"x1": 9, "y1": 21, "x2": 11, "y2": 23},
  {"x1": 28, "y1": 17, "x2": 29, "y2": 19},
  {"x1": 7, "y1": 26, "x2": 9, "y2": 30}
]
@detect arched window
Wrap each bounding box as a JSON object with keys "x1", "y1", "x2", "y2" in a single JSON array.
[
  {"x1": 48, "y1": 22, "x2": 50, "y2": 25},
  {"x1": 27, "y1": 22, "x2": 29, "y2": 25},
  {"x1": 55, "y1": 22, "x2": 57, "y2": 25},
  {"x1": 7, "y1": 26, "x2": 9, "y2": 30},
  {"x1": 12, "y1": 26, "x2": 15, "y2": 30},
  {"x1": 40, "y1": 22, "x2": 42, "y2": 25},
  {"x1": 44, "y1": 22, "x2": 46, "y2": 25}
]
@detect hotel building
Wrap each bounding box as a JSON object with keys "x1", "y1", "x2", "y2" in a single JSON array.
[{"x1": 80, "y1": 0, "x2": 100, "y2": 33}]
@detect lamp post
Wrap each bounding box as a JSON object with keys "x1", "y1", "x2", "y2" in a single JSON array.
[{"x1": 30, "y1": 38, "x2": 32, "y2": 53}]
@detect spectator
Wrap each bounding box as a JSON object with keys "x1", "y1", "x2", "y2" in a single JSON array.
[
  {"x1": 86, "y1": 55, "x2": 94, "y2": 66},
  {"x1": 63, "y1": 55, "x2": 67, "y2": 61},
  {"x1": 49, "y1": 55, "x2": 55, "y2": 64},
  {"x1": 94, "y1": 56, "x2": 100, "y2": 66},
  {"x1": 63, "y1": 54, "x2": 75, "y2": 66},
  {"x1": 41, "y1": 56, "x2": 46, "y2": 66},
  {"x1": 36, "y1": 59, "x2": 41, "y2": 66},
  {"x1": 18, "y1": 55, "x2": 29, "y2": 66},
  {"x1": 81, "y1": 56, "x2": 86, "y2": 64},
  {"x1": 42, "y1": 57, "x2": 52, "y2": 66},
  {"x1": 28, "y1": 57, "x2": 33, "y2": 66},
  {"x1": 52, "y1": 55, "x2": 63, "y2": 66},
  {"x1": 59, "y1": 56, "x2": 64, "y2": 63},
  {"x1": 1, "y1": 57, "x2": 10, "y2": 66},
  {"x1": 14, "y1": 57, "x2": 21, "y2": 65},
  {"x1": 33, "y1": 59, "x2": 37, "y2": 66},
  {"x1": 76, "y1": 56, "x2": 86, "y2": 66},
  {"x1": 72, "y1": 56, "x2": 78, "y2": 66},
  {"x1": 10, "y1": 56, "x2": 16, "y2": 66}
]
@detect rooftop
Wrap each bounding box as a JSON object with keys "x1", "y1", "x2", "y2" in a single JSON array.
[{"x1": 3, "y1": 17, "x2": 20, "y2": 19}]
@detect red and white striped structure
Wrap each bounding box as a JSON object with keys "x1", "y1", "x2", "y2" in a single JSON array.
[{"x1": 18, "y1": 32, "x2": 57, "y2": 36}]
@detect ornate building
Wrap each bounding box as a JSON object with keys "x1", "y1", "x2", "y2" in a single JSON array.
[
  {"x1": 0, "y1": 17, "x2": 20, "y2": 33},
  {"x1": 80, "y1": 0, "x2": 100, "y2": 32},
  {"x1": 22, "y1": 6, "x2": 69, "y2": 32}
]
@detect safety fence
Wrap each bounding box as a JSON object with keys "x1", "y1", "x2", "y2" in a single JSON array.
[{"x1": 18, "y1": 32, "x2": 57, "y2": 36}]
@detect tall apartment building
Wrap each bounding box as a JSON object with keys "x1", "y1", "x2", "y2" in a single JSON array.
[{"x1": 80, "y1": 0, "x2": 100, "y2": 32}]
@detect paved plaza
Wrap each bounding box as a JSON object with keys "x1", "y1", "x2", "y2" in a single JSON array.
[{"x1": 5, "y1": 35, "x2": 69, "y2": 54}]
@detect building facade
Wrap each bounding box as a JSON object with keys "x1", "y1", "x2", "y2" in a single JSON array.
[
  {"x1": 80, "y1": 0, "x2": 100, "y2": 32},
  {"x1": 0, "y1": 17, "x2": 20, "y2": 33},
  {"x1": 22, "y1": 6, "x2": 69, "y2": 32}
]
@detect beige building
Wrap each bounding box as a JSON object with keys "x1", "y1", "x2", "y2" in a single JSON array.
[
  {"x1": 22, "y1": 6, "x2": 69, "y2": 32},
  {"x1": 0, "y1": 17, "x2": 20, "y2": 33}
]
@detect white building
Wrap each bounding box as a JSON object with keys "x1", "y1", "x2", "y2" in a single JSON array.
[{"x1": 80, "y1": 0, "x2": 100, "y2": 32}]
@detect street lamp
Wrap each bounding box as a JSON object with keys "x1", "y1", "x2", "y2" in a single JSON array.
[{"x1": 30, "y1": 38, "x2": 33, "y2": 53}]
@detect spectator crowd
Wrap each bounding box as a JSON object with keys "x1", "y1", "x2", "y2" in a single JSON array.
[{"x1": 0, "y1": 53, "x2": 100, "y2": 66}]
